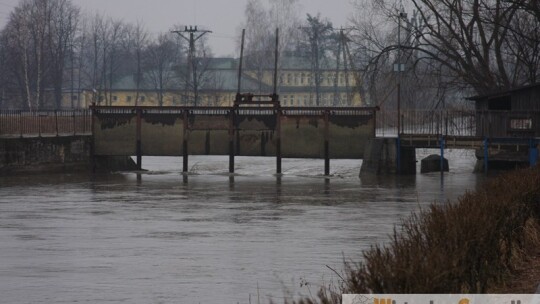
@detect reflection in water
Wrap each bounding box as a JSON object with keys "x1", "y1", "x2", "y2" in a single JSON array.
[{"x1": 0, "y1": 151, "x2": 483, "y2": 303}]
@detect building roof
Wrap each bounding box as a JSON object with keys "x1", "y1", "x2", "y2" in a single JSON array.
[
  {"x1": 105, "y1": 54, "x2": 351, "y2": 93},
  {"x1": 467, "y1": 83, "x2": 540, "y2": 101},
  {"x1": 109, "y1": 69, "x2": 270, "y2": 93}
]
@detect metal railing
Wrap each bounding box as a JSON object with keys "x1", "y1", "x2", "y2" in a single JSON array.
[
  {"x1": 377, "y1": 109, "x2": 477, "y2": 137},
  {"x1": 0, "y1": 110, "x2": 92, "y2": 137}
]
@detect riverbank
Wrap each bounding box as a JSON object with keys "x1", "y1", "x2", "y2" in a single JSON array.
[{"x1": 289, "y1": 166, "x2": 540, "y2": 303}]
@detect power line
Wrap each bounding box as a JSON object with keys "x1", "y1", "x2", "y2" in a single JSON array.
[{"x1": 171, "y1": 26, "x2": 212, "y2": 105}]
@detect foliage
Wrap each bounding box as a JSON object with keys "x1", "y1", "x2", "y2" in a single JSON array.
[{"x1": 349, "y1": 0, "x2": 540, "y2": 111}]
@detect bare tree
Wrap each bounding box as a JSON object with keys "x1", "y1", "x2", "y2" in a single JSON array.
[
  {"x1": 123, "y1": 21, "x2": 148, "y2": 106},
  {"x1": 241, "y1": 0, "x2": 300, "y2": 97},
  {"x1": 268, "y1": 0, "x2": 301, "y2": 60},
  {"x1": 144, "y1": 33, "x2": 182, "y2": 106},
  {"x1": 298, "y1": 14, "x2": 334, "y2": 105},
  {"x1": 379, "y1": 0, "x2": 538, "y2": 94},
  {"x1": 243, "y1": 0, "x2": 273, "y2": 96},
  {"x1": 4, "y1": 0, "x2": 49, "y2": 110},
  {"x1": 49, "y1": 0, "x2": 79, "y2": 109},
  {"x1": 349, "y1": 0, "x2": 540, "y2": 119},
  {"x1": 105, "y1": 20, "x2": 125, "y2": 105},
  {"x1": 2, "y1": 0, "x2": 80, "y2": 110},
  {"x1": 80, "y1": 15, "x2": 131, "y2": 106}
]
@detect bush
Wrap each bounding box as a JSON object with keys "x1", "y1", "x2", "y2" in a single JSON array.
[{"x1": 288, "y1": 166, "x2": 540, "y2": 303}]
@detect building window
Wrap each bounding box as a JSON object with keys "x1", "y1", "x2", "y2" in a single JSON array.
[
  {"x1": 139, "y1": 96, "x2": 145, "y2": 102},
  {"x1": 127, "y1": 96, "x2": 132, "y2": 103},
  {"x1": 488, "y1": 96, "x2": 511, "y2": 111},
  {"x1": 301, "y1": 73, "x2": 305, "y2": 85},
  {"x1": 112, "y1": 96, "x2": 118, "y2": 102},
  {"x1": 287, "y1": 74, "x2": 292, "y2": 85},
  {"x1": 510, "y1": 118, "x2": 533, "y2": 130},
  {"x1": 294, "y1": 74, "x2": 299, "y2": 85},
  {"x1": 71, "y1": 95, "x2": 78, "y2": 101}
]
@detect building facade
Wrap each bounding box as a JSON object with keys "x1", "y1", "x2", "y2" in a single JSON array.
[{"x1": 57, "y1": 55, "x2": 362, "y2": 109}]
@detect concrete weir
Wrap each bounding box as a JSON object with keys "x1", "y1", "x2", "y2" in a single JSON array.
[{"x1": 92, "y1": 106, "x2": 377, "y2": 174}]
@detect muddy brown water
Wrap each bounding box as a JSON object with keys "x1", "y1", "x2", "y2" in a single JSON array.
[{"x1": 0, "y1": 150, "x2": 483, "y2": 303}]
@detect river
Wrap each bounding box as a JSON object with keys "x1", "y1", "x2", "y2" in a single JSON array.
[{"x1": 0, "y1": 150, "x2": 483, "y2": 303}]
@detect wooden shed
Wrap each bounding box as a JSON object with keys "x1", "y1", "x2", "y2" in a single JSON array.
[{"x1": 468, "y1": 83, "x2": 540, "y2": 138}]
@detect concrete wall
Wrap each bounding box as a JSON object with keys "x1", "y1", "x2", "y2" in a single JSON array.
[
  {"x1": 0, "y1": 135, "x2": 139, "y2": 174},
  {"x1": 93, "y1": 111, "x2": 375, "y2": 159},
  {"x1": 360, "y1": 138, "x2": 416, "y2": 175},
  {"x1": 0, "y1": 136, "x2": 92, "y2": 174}
]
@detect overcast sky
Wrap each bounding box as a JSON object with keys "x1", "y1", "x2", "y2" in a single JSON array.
[{"x1": 0, "y1": 0, "x2": 356, "y2": 57}]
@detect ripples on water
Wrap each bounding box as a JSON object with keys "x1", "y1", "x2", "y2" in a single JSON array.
[{"x1": 0, "y1": 150, "x2": 483, "y2": 303}]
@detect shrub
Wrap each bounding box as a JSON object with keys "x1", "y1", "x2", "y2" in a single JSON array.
[{"x1": 288, "y1": 166, "x2": 540, "y2": 303}]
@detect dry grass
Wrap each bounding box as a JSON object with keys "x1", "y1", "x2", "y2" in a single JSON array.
[{"x1": 285, "y1": 166, "x2": 540, "y2": 304}]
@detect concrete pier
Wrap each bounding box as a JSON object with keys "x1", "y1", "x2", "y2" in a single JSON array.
[{"x1": 360, "y1": 137, "x2": 416, "y2": 175}]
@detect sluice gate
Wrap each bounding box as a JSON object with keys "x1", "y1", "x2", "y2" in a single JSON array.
[{"x1": 91, "y1": 106, "x2": 377, "y2": 174}]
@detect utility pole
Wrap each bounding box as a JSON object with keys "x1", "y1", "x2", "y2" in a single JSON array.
[
  {"x1": 395, "y1": 10, "x2": 407, "y2": 135},
  {"x1": 172, "y1": 26, "x2": 212, "y2": 105}
]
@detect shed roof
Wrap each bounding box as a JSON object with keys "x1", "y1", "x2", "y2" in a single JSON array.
[{"x1": 467, "y1": 83, "x2": 540, "y2": 101}]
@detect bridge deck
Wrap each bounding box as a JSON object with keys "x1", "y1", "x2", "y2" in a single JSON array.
[{"x1": 399, "y1": 134, "x2": 484, "y2": 149}]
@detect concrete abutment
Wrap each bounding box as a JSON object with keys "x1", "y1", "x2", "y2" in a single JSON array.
[
  {"x1": 0, "y1": 136, "x2": 136, "y2": 175},
  {"x1": 360, "y1": 137, "x2": 416, "y2": 176}
]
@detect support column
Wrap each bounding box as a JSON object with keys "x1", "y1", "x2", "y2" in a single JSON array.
[
  {"x1": 483, "y1": 138, "x2": 489, "y2": 174},
  {"x1": 276, "y1": 108, "x2": 282, "y2": 175},
  {"x1": 90, "y1": 106, "x2": 96, "y2": 173},
  {"x1": 136, "y1": 108, "x2": 142, "y2": 170},
  {"x1": 324, "y1": 110, "x2": 330, "y2": 176},
  {"x1": 440, "y1": 136, "x2": 445, "y2": 173},
  {"x1": 183, "y1": 110, "x2": 189, "y2": 173},
  {"x1": 396, "y1": 136, "x2": 401, "y2": 174},
  {"x1": 229, "y1": 108, "x2": 235, "y2": 174}
]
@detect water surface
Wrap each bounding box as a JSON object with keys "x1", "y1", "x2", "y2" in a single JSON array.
[{"x1": 0, "y1": 150, "x2": 482, "y2": 303}]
